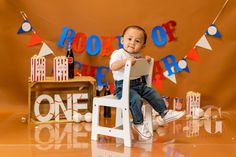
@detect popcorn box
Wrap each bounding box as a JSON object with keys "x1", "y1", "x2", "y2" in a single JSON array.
[
  {"x1": 186, "y1": 91, "x2": 201, "y2": 116},
  {"x1": 31, "y1": 55, "x2": 46, "y2": 81},
  {"x1": 53, "y1": 56, "x2": 68, "y2": 81}
]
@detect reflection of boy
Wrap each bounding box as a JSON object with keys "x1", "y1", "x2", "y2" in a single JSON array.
[{"x1": 109, "y1": 25, "x2": 185, "y2": 140}]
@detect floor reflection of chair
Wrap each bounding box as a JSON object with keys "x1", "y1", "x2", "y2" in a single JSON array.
[
  {"x1": 91, "y1": 59, "x2": 154, "y2": 147},
  {"x1": 91, "y1": 141, "x2": 131, "y2": 157}
]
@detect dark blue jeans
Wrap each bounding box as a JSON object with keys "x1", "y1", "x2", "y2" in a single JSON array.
[{"x1": 114, "y1": 79, "x2": 168, "y2": 125}]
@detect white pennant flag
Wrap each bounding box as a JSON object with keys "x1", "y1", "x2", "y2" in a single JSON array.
[
  {"x1": 195, "y1": 35, "x2": 212, "y2": 51},
  {"x1": 163, "y1": 67, "x2": 177, "y2": 84},
  {"x1": 38, "y1": 42, "x2": 54, "y2": 57}
]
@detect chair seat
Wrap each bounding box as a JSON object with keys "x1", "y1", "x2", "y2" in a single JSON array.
[
  {"x1": 93, "y1": 94, "x2": 126, "y2": 108},
  {"x1": 95, "y1": 94, "x2": 117, "y2": 100}
]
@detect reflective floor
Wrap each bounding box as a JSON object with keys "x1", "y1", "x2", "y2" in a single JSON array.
[{"x1": 0, "y1": 106, "x2": 235, "y2": 157}]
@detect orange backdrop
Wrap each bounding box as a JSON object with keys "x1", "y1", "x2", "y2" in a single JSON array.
[{"x1": 0, "y1": 0, "x2": 235, "y2": 113}]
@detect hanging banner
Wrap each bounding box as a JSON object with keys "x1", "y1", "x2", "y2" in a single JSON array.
[{"x1": 38, "y1": 42, "x2": 54, "y2": 57}]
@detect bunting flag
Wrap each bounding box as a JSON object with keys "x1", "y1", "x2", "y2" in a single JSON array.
[
  {"x1": 205, "y1": 24, "x2": 221, "y2": 38},
  {"x1": 178, "y1": 58, "x2": 190, "y2": 72},
  {"x1": 17, "y1": 6, "x2": 227, "y2": 87},
  {"x1": 108, "y1": 83, "x2": 114, "y2": 94},
  {"x1": 38, "y1": 42, "x2": 54, "y2": 57},
  {"x1": 154, "y1": 74, "x2": 163, "y2": 91},
  {"x1": 17, "y1": 20, "x2": 32, "y2": 34},
  {"x1": 17, "y1": 11, "x2": 55, "y2": 58},
  {"x1": 195, "y1": 35, "x2": 212, "y2": 51},
  {"x1": 185, "y1": 47, "x2": 200, "y2": 61},
  {"x1": 163, "y1": 67, "x2": 177, "y2": 84},
  {"x1": 27, "y1": 32, "x2": 43, "y2": 46}
]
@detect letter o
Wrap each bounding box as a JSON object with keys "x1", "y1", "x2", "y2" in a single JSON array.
[
  {"x1": 86, "y1": 35, "x2": 101, "y2": 55},
  {"x1": 34, "y1": 94, "x2": 55, "y2": 122},
  {"x1": 152, "y1": 26, "x2": 167, "y2": 46}
]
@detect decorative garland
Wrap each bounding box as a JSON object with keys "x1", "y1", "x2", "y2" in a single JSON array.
[{"x1": 17, "y1": 0, "x2": 229, "y2": 89}]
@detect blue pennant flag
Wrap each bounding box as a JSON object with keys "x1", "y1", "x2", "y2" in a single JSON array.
[
  {"x1": 205, "y1": 24, "x2": 221, "y2": 38},
  {"x1": 17, "y1": 20, "x2": 32, "y2": 34},
  {"x1": 178, "y1": 58, "x2": 190, "y2": 73}
]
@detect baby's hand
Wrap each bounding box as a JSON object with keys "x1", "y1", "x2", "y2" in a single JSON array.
[
  {"x1": 145, "y1": 56, "x2": 152, "y2": 63},
  {"x1": 127, "y1": 57, "x2": 136, "y2": 65}
]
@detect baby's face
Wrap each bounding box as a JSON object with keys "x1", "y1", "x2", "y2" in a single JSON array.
[{"x1": 121, "y1": 28, "x2": 145, "y2": 54}]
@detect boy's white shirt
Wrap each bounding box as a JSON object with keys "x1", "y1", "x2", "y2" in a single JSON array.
[{"x1": 109, "y1": 48, "x2": 142, "y2": 81}]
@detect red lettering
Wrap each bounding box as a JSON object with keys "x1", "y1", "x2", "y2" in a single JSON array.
[
  {"x1": 72, "y1": 32, "x2": 87, "y2": 53},
  {"x1": 81, "y1": 64, "x2": 96, "y2": 76},
  {"x1": 162, "y1": 20, "x2": 177, "y2": 42},
  {"x1": 100, "y1": 36, "x2": 116, "y2": 57}
]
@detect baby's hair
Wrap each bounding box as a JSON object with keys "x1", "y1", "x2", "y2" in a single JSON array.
[{"x1": 122, "y1": 25, "x2": 147, "y2": 44}]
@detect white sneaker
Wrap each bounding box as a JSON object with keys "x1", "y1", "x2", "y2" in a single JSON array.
[
  {"x1": 156, "y1": 116, "x2": 165, "y2": 126},
  {"x1": 133, "y1": 122, "x2": 152, "y2": 140},
  {"x1": 163, "y1": 110, "x2": 185, "y2": 123}
]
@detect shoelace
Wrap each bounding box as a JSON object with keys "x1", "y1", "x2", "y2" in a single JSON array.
[
  {"x1": 141, "y1": 122, "x2": 150, "y2": 134},
  {"x1": 167, "y1": 110, "x2": 174, "y2": 115}
]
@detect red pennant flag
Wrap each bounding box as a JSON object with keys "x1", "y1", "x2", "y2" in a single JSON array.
[
  {"x1": 154, "y1": 74, "x2": 163, "y2": 91},
  {"x1": 108, "y1": 83, "x2": 114, "y2": 94},
  {"x1": 186, "y1": 48, "x2": 200, "y2": 61},
  {"x1": 27, "y1": 32, "x2": 43, "y2": 46}
]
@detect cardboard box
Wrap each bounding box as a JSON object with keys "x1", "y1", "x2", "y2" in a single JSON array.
[
  {"x1": 53, "y1": 56, "x2": 68, "y2": 81},
  {"x1": 31, "y1": 55, "x2": 46, "y2": 81}
]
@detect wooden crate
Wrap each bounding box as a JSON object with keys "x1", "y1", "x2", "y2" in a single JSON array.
[{"x1": 28, "y1": 76, "x2": 96, "y2": 124}]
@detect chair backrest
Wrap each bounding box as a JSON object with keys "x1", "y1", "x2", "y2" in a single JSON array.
[{"x1": 121, "y1": 58, "x2": 154, "y2": 102}]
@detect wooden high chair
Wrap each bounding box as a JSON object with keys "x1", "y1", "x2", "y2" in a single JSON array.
[{"x1": 91, "y1": 58, "x2": 154, "y2": 147}]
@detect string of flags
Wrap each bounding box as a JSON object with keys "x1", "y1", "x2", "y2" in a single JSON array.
[
  {"x1": 16, "y1": 0, "x2": 229, "y2": 90},
  {"x1": 157, "y1": 0, "x2": 229, "y2": 89},
  {"x1": 17, "y1": 11, "x2": 54, "y2": 57}
]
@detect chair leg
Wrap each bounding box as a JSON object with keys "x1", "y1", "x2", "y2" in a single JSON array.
[
  {"x1": 145, "y1": 105, "x2": 153, "y2": 135},
  {"x1": 122, "y1": 107, "x2": 132, "y2": 147},
  {"x1": 115, "y1": 108, "x2": 123, "y2": 127},
  {"x1": 91, "y1": 102, "x2": 100, "y2": 141}
]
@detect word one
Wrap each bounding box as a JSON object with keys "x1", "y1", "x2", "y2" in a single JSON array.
[{"x1": 34, "y1": 93, "x2": 88, "y2": 122}]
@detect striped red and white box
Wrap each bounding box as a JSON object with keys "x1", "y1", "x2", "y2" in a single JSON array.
[
  {"x1": 31, "y1": 55, "x2": 46, "y2": 82},
  {"x1": 53, "y1": 56, "x2": 68, "y2": 81},
  {"x1": 186, "y1": 91, "x2": 201, "y2": 116}
]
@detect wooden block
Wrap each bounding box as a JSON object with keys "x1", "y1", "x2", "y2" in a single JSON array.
[{"x1": 28, "y1": 76, "x2": 96, "y2": 124}]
